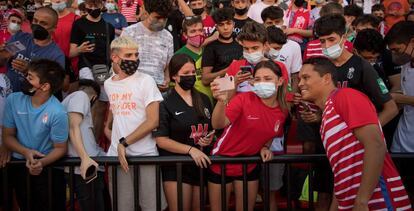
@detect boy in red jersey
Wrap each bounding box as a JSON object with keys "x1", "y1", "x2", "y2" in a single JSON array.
[{"x1": 298, "y1": 57, "x2": 412, "y2": 211}]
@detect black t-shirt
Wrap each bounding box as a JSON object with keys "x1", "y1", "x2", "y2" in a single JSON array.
[
  {"x1": 23, "y1": 0, "x2": 36, "y2": 22},
  {"x1": 165, "y1": 8, "x2": 184, "y2": 52},
  {"x1": 373, "y1": 49, "x2": 402, "y2": 89},
  {"x1": 336, "y1": 55, "x2": 392, "y2": 111},
  {"x1": 202, "y1": 39, "x2": 243, "y2": 73},
  {"x1": 233, "y1": 17, "x2": 252, "y2": 36},
  {"x1": 70, "y1": 17, "x2": 115, "y2": 69},
  {"x1": 153, "y1": 89, "x2": 213, "y2": 157}
]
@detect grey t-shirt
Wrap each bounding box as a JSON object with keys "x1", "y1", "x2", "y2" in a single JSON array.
[{"x1": 62, "y1": 91, "x2": 105, "y2": 158}]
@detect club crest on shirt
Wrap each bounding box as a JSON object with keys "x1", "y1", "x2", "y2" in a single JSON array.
[
  {"x1": 347, "y1": 67, "x2": 355, "y2": 79},
  {"x1": 204, "y1": 108, "x2": 211, "y2": 119},
  {"x1": 42, "y1": 113, "x2": 48, "y2": 124}
]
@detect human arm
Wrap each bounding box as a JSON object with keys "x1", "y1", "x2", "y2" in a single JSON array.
[
  {"x1": 156, "y1": 137, "x2": 211, "y2": 168},
  {"x1": 260, "y1": 140, "x2": 273, "y2": 162},
  {"x1": 68, "y1": 112, "x2": 98, "y2": 179},
  {"x1": 104, "y1": 109, "x2": 113, "y2": 140},
  {"x1": 378, "y1": 99, "x2": 398, "y2": 126},
  {"x1": 201, "y1": 66, "x2": 228, "y2": 86},
  {"x1": 284, "y1": 28, "x2": 313, "y2": 38},
  {"x1": 352, "y1": 124, "x2": 386, "y2": 209},
  {"x1": 176, "y1": 0, "x2": 194, "y2": 16},
  {"x1": 390, "y1": 92, "x2": 414, "y2": 106},
  {"x1": 117, "y1": 101, "x2": 160, "y2": 172},
  {"x1": 69, "y1": 42, "x2": 95, "y2": 58}
]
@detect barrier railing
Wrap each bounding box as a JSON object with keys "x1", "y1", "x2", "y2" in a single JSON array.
[{"x1": 1, "y1": 154, "x2": 413, "y2": 211}]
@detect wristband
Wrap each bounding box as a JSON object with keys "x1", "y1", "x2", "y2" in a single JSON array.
[{"x1": 187, "y1": 146, "x2": 193, "y2": 154}]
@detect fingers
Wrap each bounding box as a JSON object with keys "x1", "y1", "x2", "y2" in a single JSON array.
[
  {"x1": 33, "y1": 150, "x2": 45, "y2": 158},
  {"x1": 119, "y1": 154, "x2": 129, "y2": 172}
]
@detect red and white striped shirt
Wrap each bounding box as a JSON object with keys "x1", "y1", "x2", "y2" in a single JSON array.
[
  {"x1": 119, "y1": 0, "x2": 141, "y2": 23},
  {"x1": 320, "y1": 88, "x2": 411, "y2": 211},
  {"x1": 303, "y1": 39, "x2": 354, "y2": 61}
]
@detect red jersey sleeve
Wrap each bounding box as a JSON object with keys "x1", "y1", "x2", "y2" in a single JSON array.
[
  {"x1": 333, "y1": 88, "x2": 379, "y2": 130},
  {"x1": 225, "y1": 92, "x2": 245, "y2": 123},
  {"x1": 344, "y1": 40, "x2": 353, "y2": 52},
  {"x1": 226, "y1": 60, "x2": 247, "y2": 76}
]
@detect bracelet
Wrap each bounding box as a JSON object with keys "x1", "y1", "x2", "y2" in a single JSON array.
[{"x1": 187, "y1": 146, "x2": 193, "y2": 154}]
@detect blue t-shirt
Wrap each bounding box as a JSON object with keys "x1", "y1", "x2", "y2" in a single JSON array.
[
  {"x1": 3, "y1": 92, "x2": 69, "y2": 159},
  {"x1": 102, "y1": 13, "x2": 128, "y2": 30},
  {"x1": 6, "y1": 32, "x2": 65, "y2": 92}
]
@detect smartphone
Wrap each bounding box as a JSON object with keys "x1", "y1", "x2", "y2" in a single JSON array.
[
  {"x1": 4, "y1": 41, "x2": 26, "y2": 55},
  {"x1": 85, "y1": 165, "x2": 97, "y2": 184},
  {"x1": 204, "y1": 130, "x2": 215, "y2": 138},
  {"x1": 240, "y1": 65, "x2": 253, "y2": 74},
  {"x1": 215, "y1": 75, "x2": 235, "y2": 91},
  {"x1": 302, "y1": 102, "x2": 311, "y2": 112}
]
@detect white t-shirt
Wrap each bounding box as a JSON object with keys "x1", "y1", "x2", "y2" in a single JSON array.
[
  {"x1": 247, "y1": 1, "x2": 275, "y2": 23},
  {"x1": 104, "y1": 72, "x2": 163, "y2": 156},
  {"x1": 121, "y1": 22, "x2": 174, "y2": 85},
  {"x1": 274, "y1": 40, "x2": 302, "y2": 76},
  {"x1": 0, "y1": 74, "x2": 12, "y2": 145},
  {"x1": 62, "y1": 91, "x2": 105, "y2": 174},
  {"x1": 392, "y1": 64, "x2": 414, "y2": 152}
]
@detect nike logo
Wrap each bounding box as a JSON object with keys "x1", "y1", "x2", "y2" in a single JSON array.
[{"x1": 175, "y1": 111, "x2": 185, "y2": 116}]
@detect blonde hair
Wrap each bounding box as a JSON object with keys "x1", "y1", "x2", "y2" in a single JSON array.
[{"x1": 110, "y1": 36, "x2": 139, "y2": 54}]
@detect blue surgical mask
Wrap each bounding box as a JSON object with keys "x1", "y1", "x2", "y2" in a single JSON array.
[
  {"x1": 243, "y1": 51, "x2": 264, "y2": 65},
  {"x1": 52, "y1": 2, "x2": 67, "y2": 12},
  {"x1": 252, "y1": 82, "x2": 277, "y2": 99},
  {"x1": 322, "y1": 37, "x2": 344, "y2": 59}
]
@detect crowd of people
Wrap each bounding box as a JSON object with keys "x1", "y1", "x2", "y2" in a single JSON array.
[{"x1": 0, "y1": 0, "x2": 413, "y2": 210}]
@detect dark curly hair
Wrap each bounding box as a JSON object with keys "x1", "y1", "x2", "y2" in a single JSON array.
[
  {"x1": 237, "y1": 21, "x2": 267, "y2": 43},
  {"x1": 144, "y1": 0, "x2": 172, "y2": 18},
  {"x1": 354, "y1": 29, "x2": 385, "y2": 54}
]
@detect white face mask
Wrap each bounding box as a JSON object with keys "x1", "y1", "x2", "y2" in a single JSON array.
[
  {"x1": 8, "y1": 22, "x2": 21, "y2": 32},
  {"x1": 243, "y1": 51, "x2": 264, "y2": 65},
  {"x1": 52, "y1": 2, "x2": 67, "y2": 11},
  {"x1": 105, "y1": 2, "x2": 116, "y2": 11},
  {"x1": 268, "y1": 48, "x2": 280, "y2": 59},
  {"x1": 322, "y1": 37, "x2": 344, "y2": 59}
]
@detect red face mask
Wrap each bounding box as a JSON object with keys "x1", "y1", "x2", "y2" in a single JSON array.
[{"x1": 187, "y1": 34, "x2": 205, "y2": 48}]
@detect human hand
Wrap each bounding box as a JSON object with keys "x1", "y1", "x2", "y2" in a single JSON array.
[
  {"x1": 211, "y1": 77, "x2": 228, "y2": 102},
  {"x1": 198, "y1": 131, "x2": 215, "y2": 147},
  {"x1": 235, "y1": 71, "x2": 252, "y2": 86},
  {"x1": 26, "y1": 159, "x2": 43, "y2": 175},
  {"x1": 80, "y1": 157, "x2": 99, "y2": 180},
  {"x1": 300, "y1": 111, "x2": 321, "y2": 123},
  {"x1": 189, "y1": 147, "x2": 211, "y2": 168},
  {"x1": 117, "y1": 144, "x2": 129, "y2": 172},
  {"x1": 260, "y1": 147, "x2": 273, "y2": 162},
  {"x1": 283, "y1": 28, "x2": 297, "y2": 35},
  {"x1": 11, "y1": 58, "x2": 28, "y2": 73},
  {"x1": 78, "y1": 41, "x2": 95, "y2": 53},
  {"x1": 0, "y1": 145, "x2": 10, "y2": 168}
]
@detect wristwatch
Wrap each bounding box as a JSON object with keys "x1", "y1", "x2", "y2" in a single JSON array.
[{"x1": 119, "y1": 137, "x2": 129, "y2": 148}]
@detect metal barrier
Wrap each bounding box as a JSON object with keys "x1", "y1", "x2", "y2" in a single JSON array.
[{"x1": 1, "y1": 154, "x2": 413, "y2": 211}]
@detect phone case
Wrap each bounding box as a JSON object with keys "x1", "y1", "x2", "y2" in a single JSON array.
[{"x1": 216, "y1": 76, "x2": 235, "y2": 91}]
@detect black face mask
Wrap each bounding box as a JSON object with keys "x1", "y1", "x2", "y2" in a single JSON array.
[
  {"x1": 178, "y1": 75, "x2": 196, "y2": 90},
  {"x1": 294, "y1": 0, "x2": 305, "y2": 7},
  {"x1": 120, "y1": 59, "x2": 140, "y2": 75},
  {"x1": 31, "y1": 24, "x2": 49, "y2": 40},
  {"x1": 192, "y1": 8, "x2": 204, "y2": 16},
  {"x1": 234, "y1": 7, "x2": 248, "y2": 15},
  {"x1": 87, "y1": 8, "x2": 101, "y2": 19},
  {"x1": 21, "y1": 79, "x2": 37, "y2": 96}
]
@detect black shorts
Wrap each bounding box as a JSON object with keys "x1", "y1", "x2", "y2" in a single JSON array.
[
  {"x1": 162, "y1": 164, "x2": 206, "y2": 186},
  {"x1": 296, "y1": 117, "x2": 321, "y2": 143},
  {"x1": 207, "y1": 165, "x2": 261, "y2": 184},
  {"x1": 394, "y1": 158, "x2": 414, "y2": 192}
]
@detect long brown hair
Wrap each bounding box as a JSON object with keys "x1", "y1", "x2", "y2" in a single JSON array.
[{"x1": 169, "y1": 54, "x2": 207, "y2": 118}]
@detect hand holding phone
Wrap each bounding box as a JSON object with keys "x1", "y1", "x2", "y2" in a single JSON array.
[
  {"x1": 240, "y1": 65, "x2": 253, "y2": 74},
  {"x1": 85, "y1": 165, "x2": 98, "y2": 184},
  {"x1": 4, "y1": 41, "x2": 26, "y2": 55},
  {"x1": 215, "y1": 75, "x2": 235, "y2": 92}
]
